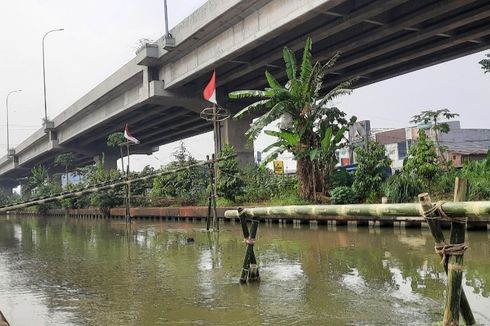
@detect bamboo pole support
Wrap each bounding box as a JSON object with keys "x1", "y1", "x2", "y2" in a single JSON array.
[
  {"x1": 0, "y1": 310, "x2": 10, "y2": 326},
  {"x1": 212, "y1": 154, "x2": 219, "y2": 231},
  {"x1": 418, "y1": 192, "x2": 474, "y2": 326},
  {"x1": 238, "y1": 208, "x2": 260, "y2": 283},
  {"x1": 124, "y1": 165, "x2": 131, "y2": 225},
  {"x1": 443, "y1": 178, "x2": 472, "y2": 326},
  {"x1": 206, "y1": 154, "x2": 219, "y2": 231},
  {"x1": 206, "y1": 155, "x2": 212, "y2": 231}
]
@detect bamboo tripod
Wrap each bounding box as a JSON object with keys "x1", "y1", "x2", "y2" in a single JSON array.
[{"x1": 238, "y1": 208, "x2": 260, "y2": 283}]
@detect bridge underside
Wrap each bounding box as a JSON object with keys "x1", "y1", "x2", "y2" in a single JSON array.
[
  {"x1": 177, "y1": 0, "x2": 490, "y2": 95},
  {"x1": 0, "y1": 106, "x2": 213, "y2": 184},
  {"x1": 68, "y1": 103, "x2": 214, "y2": 166}
]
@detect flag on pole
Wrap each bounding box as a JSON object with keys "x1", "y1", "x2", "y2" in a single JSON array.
[
  {"x1": 203, "y1": 70, "x2": 217, "y2": 105},
  {"x1": 124, "y1": 123, "x2": 140, "y2": 144}
]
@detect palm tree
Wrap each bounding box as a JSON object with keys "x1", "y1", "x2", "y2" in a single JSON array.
[{"x1": 229, "y1": 37, "x2": 356, "y2": 200}]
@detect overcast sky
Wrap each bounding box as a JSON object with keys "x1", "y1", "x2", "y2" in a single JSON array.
[{"x1": 1, "y1": 0, "x2": 489, "y2": 171}]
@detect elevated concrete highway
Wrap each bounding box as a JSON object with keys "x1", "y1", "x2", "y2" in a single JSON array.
[{"x1": 1, "y1": 0, "x2": 489, "y2": 188}]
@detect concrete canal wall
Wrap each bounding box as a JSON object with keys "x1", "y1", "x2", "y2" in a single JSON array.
[{"x1": 10, "y1": 206, "x2": 489, "y2": 231}]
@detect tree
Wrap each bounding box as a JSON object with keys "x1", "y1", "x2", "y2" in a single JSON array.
[
  {"x1": 410, "y1": 109, "x2": 459, "y2": 169},
  {"x1": 20, "y1": 165, "x2": 62, "y2": 213},
  {"x1": 22, "y1": 166, "x2": 49, "y2": 198},
  {"x1": 479, "y1": 53, "x2": 490, "y2": 73},
  {"x1": 107, "y1": 132, "x2": 126, "y2": 172},
  {"x1": 55, "y1": 152, "x2": 76, "y2": 186},
  {"x1": 352, "y1": 141, "x2": 391, "y2": 202},
  {"x1": 229, "y1": 37, "x2": 356, "y2": 200},
  {"x1": 217, "y1": 145, "x2": 244, "y2": 202},
  {"x1": 403, "y1": 130, "x2": 441, "y2": 184}
]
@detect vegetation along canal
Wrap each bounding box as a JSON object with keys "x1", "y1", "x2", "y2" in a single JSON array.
[{"x1": 0, "y1": 216, "x2": 489, "y2": 325}]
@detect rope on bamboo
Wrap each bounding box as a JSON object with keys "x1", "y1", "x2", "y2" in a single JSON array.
[
  {"x1": 244, "y1": 238, "x2": 255, "y2": 245},
  {"x1": 423, "y1": 201, "x2": 467, "y2": 223},
  {"x1": 434, "y1": 243, "x2": 468, "y2": 265}
]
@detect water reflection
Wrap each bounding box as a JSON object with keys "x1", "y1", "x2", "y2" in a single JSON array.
[{"x1": 0, "y1": 217, "x2": 489, "y2": 325}]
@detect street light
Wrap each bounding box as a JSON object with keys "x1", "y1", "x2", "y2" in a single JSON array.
[
  {"x1": 42, "y1": 28, "x2": 64, "y2": 124},
  {"x1": 5, "y1": 90, "x2": 22, "y2": 156},
  {"x1": 162, "y1": 0, "x2": 175, "y2": 49}
]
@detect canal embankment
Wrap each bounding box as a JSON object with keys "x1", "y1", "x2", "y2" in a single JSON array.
[{"x1": 8, "y1": 206, "x2": 489, "y2": 230}]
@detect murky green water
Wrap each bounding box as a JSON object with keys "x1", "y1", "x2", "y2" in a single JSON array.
[{"x1": 0, "y1": 216, "x2": 489, "y2": 325}]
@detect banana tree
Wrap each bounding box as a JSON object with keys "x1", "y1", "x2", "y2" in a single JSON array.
[{"x1": 229, "y1": 37, "x2": 356, "y2": 200}]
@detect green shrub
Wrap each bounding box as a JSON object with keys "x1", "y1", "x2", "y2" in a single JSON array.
[
  {"x1": 84, "y1": 161, "x2": 124, "y2": 216},
  {"x1": 352, "y1": 141, "x2": 391, "y2": 202},
  {"x1": 462, "y1": 151, "x2": 490, "y2": 200},
  {"x1": 330, "y1": 186, "x2": 358, "y2": 204},
  {"x1": 240, "y1": 165, "x2": 298, "y2": 204},
  {"x1": 150, "y1": 142, "x2": 208, "y2": 205},
  {"x1": 0, "y1": 191, "x2": 18, "y2": 206},
  {"x1": 217, "y1": 145, "x2": 244, "y2": 202},
  {"x1": 432, "y1": 168, "x2": 461, "y2": 199},
  {"x1": 383, "y1": 172, "x2": 422, "y2": 203},
  {"x1": 328, "y1": 167, "x2": 354, "y2": 188}
]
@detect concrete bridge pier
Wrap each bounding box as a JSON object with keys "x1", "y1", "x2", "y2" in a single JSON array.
[
  {"x1": 93, "y1": 154, "x2": 118, "y2": 170},
  {"x1": 220, "y1": 115, "x2": 254, "y2": 166}
]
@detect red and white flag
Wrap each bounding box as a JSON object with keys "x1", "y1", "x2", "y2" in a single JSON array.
[
  {"x1": 203, "y1": 70, "x2": 217, "y2": 105},
  {"x1": 124, "y1": 123, "x2": 140, "y2": 144}
]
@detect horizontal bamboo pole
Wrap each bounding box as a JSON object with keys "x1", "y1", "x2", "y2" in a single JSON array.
[
  {"x1": 224, "y1": 202, "x2": 490, "y2": 220},
  {"x1": 0, "y1": 155, "x2": 236, "y2": 213}
]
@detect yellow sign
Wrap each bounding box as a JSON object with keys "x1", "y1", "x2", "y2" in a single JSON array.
[{"x1": 273, "y1": 160, "x2": 284, "y2": 175}]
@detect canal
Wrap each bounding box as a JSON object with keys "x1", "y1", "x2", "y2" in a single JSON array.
[{"x1": 0, "y1": 216, "x2": 489, "y2": 325}]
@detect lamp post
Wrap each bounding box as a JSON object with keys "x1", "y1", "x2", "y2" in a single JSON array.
[
  {"x1": 42, "y1": 28, "x2": 64, "y2": 124},
  {"x1": 162, "y1": 0, "x2": 175, "y2": 49},
  {"x1": 5, "y1": 90, "x2": 22, "y2": 156}
]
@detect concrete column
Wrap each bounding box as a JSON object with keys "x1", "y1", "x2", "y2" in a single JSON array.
[
  {"x1": 94, "y1": 154, "x2": 118, "y2": 170},
  {"x1": 51, "y1": 173, "x2": 62, "y2": 187},
  {"x1": 220, "y1": 115, "x2": 254, "y2": 166}
]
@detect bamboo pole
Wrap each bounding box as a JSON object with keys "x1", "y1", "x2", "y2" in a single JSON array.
[
  {"x1": 224, "y1": 202, "x2": 490, "y2": 219},
  {"x1": 0, "y1": 155, "x2": 237, "y2": 212},
  {"x1": 206, "y1": 155, "x2": 212, "y2": 231},
  {"x1": 0, "y1": 310, "x2": 10, "y2": 326},
  {"x1": 211, "y1": 154, "x2": 218, "y2": 231},
  {"x1": 205, "y1": 154, "x2": 219, "y2": 231},
  {"x1": 419, "y1": 193, "x2": 474, "y2": 325},
  {"x1": 443, "y1": 178, "x2": 472, "y2": 326}
]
